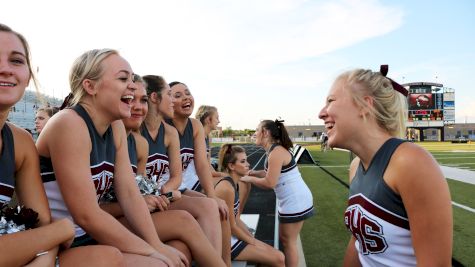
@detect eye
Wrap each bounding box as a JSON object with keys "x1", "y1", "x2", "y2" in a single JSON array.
[
  {"x1": 119, "y1": 77, "x2": 128, "y2": 82},
  {"x1": 10, "y1": 57, "x2": 26, "y2": 65}
]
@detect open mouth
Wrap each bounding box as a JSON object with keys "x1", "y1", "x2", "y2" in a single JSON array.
[
  {"x1": 121, "y1": 95, "x2": 133, "y2": 105},
  {"x1": 0, "y1": 82, "x2": 16, "y2": 87}
]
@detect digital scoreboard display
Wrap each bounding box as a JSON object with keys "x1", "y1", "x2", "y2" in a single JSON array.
[{"x1": 407, "y1": 92, "x2": 443, "y2": 122}]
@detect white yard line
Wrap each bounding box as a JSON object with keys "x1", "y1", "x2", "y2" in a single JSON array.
[{"x1": 452, "y1": 202, "x2": 475, "y2": 213}]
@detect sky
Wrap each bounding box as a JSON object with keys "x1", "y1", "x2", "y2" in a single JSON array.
[{"x1": 4, "y1": 0, "x2": 475, "y2": 129}]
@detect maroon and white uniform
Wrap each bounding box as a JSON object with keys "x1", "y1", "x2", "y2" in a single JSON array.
[
  {"x1": 345, "y1": 138, "x2": 416, "y2": 267},
  {"x1": 40, "y1": 105, "x2": 115, "y2": 239}
]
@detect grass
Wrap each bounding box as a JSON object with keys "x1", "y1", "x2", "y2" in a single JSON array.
[{"x1": 299, "y1": 143, "x2": 475, "y2": 266}]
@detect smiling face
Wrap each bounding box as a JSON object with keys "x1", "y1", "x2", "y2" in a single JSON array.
[
  {"x1": 92, "y1": 54, "x2": 137, "y2": 120},
  {"x1": 229, "y1": 152, "x2": 250, "y2": 177},
  {"x1": 123, "y1": 82, "x2": 148, "y2": 131},
  {"x1": 0, "y1": 31, "x2": 30, "y2": 110},
  {"x1": 170, "y1": 83, "x2": 194, "y2": 118},
  {"x1": 35, "y1": 110, "x2": 50, "y2": 134},
  {"x1": 318, "y1": 78, "x2": 363, "y2": 149}
]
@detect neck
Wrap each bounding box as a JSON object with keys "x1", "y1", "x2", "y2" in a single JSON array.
[
  {"x1": 203, "y1": 124, "x2": 211, "y2": 135},
  {"x1": 172, "y1": 116, "x2": 188, "y2": 133},
  {"x1": 79, "y1": 102, "x2": 112, "y2": 136},
  {"x1": 350, "y1": 130, "x2": 393, "y2": 170},
  {"x1": 229, "y1": 171, "x2": 241, "y2": 184},
  {"x1": 0, "y1": 108, "x2": 9, "y2": 130},
  {"x1": 144, "y1": 110, "x2": 162, "y2": 132}
]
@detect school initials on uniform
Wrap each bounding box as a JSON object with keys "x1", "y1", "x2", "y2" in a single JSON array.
[{"x1": 344, "y1": 205, "x2": 388, "y2": 255}]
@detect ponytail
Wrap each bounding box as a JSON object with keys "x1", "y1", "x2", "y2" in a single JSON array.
[{"x1": 261, "y1": 119, "x2": 293, "y2": 150}]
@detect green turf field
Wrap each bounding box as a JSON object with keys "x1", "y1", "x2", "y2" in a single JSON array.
[{"x1": 300, "y1": 143, "x2": 475, "y2": 266}]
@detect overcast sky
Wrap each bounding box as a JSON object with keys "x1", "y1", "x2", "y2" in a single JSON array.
[{"x1": 4, "y1": 0, "x2": 474, "y2": 129}]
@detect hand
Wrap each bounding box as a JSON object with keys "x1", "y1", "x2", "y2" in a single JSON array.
[
  {"x1": 24, "y1": 251, "x2": 56, "y2": 267},
  {"x1": 144, "y1": 195, "x2": 170, "y2": 212},
  {"x1": 240, "y1": 175, "x2": 253, "y2": 183},
  {"x1": 171, "y1": 190, "x2": 182, "y2": 202},
  {"x1": 157, "y1": 244, "x2": 189, "y2": 267},
  {"x1": 149, "y1": 251, "x2": 174, "y2": 267},
  {"x1": 212, "y1": 196, "x2": 229, "y2": 221}
]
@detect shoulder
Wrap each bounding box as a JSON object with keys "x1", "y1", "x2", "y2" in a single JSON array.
[
  {"x1": 386, "y1": 142, "x2": 443, "y2": 193},
  {"x1": 36, "y1": 109, "x2": 89, "y2": 153},
  {"x1": 269, "y1": 145, "x2": 289, "y2": 159},
  {"x1": 131, "y1": 131, "x2": 147, "y2": 147},
  {"x1": 7, "y1": 122, "x2": 33, "y2": 142},
  {"x1": 7, "y1": 122, "x2": 36, "y2": 159},
  {"x1": 215, "y1": 178, "x2": 235, "y2": 194},
  {"x1": 189, "y1": 118, "x2": 204, "y2": 134},
  {"x1": 163, "y1": 122, "x2": 179, "y2": 137}
]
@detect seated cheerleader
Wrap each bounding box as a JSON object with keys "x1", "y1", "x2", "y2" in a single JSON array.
[
  {"x1": 141, "y1": 75, "x2": 230, "y2": 266},
  {"x1": 36, "y1": 48, "x2": 184, "y2": 267},
  {"x1": 100, "y1": 75, "x2": 225, "y2": 267},
  {"x1": 0, "y1": 23, "x2": 124, "y2": 267},
  {"x1": 195, "y1": 105, "x2": 251, "y2": 215},
  {"x1": 215, "y1": 144, "x2": 284, "y2": 266}
]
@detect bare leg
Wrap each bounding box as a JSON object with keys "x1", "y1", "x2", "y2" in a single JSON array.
[
  {"x1": 120, "y1": 209, "x2": 225, "y2": 267},
  {"x1": 122, "y1": 253, "x2": 168, "y2": 267},
  {"x1": 59, "y1": 245, "x2": 125, "y2": 267},
  {"x1": 221, "y1": 218, "x2": 232, "y2": 267},
  {"x1": 279, "y1": 221, "x2": 304, "y2": 267},
  {"x1": 234, "y1": 239, "x2": 285, "y2": 267},
  {"x1": 170, "y1": 196, "x2": 222, "y2": 254}
]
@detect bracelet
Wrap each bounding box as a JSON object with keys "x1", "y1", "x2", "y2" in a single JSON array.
[{"x1": 36, "y1": 251, "x2": 49, "y2": 257}]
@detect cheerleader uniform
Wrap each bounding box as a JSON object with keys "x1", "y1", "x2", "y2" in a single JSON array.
[
  {"x1": 127, "y1": 133, "x2": 138, "y2": 174},
  {"x1": 0, "y1": 123, "x2": 15, "y2": 204},
  {"x1": 141, "y1": 123, "x2": 170, "y2": 190},
  {"x1": 265, "y1": 144, "x2": 315, "y2": 223},
  {"x1": 166, "y1": 119, "x2": 201, "y2": 191},
  {"x1": 215, "y1": 176, "x2": 248, "y2": 259},
  {"x1": 345, "y1": 138, "x2": 416, "y2": 267},
  {"x1": 40, "y1": 105, "x2": 115, "y2": 246}
]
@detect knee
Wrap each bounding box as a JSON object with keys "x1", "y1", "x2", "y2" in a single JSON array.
[
  {"x1": 274, "y1": 250, "x2": 285, "y2": 266},
  {"x1": 96, "y1": 246, "x2": 125, "y2": 267}
]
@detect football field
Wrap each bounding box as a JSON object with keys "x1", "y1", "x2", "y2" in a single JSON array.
[{"x1": 300, "y1": 142, "x2": 475, "y2": 266}]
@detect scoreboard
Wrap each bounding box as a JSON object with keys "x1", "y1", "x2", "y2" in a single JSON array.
[{"x1": 404, "y1": 82, "x2": 454, "y2": 128}]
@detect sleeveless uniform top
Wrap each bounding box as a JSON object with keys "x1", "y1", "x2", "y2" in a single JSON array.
[
  {"x1": 215, "y1": 176, "x2": 247, "y2": 258},
  {"x1": 205, "y1": 136, "x2": 210, "y2": 154},
  {"x1": 0, "y1": 123, "x2": 15, "y2": 204},
  {"x1": 264, "y1": 144, "x2": 315, "y2": 223},
  {"x1": 345, "y1": 138, "x2": 416, "y2": 267},
  {"x1": 141, "y1": 123, "x2": 170, "y2": 189},
  {"x1": 166, "y1": 118, "x2": 200, "y2": 191},
  {"x1": 40, "y1": 105, "x2": 116, "y2": 238},
  {"x1": 127, "y1": 133, "x2": 138, "y2": 174}
]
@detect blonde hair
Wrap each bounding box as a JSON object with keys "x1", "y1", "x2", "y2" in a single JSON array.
[
  {"x1": 68, "y1": 49, "x2": 118, "y2": 106},
  {"x1": 195, "y1": 105, "x2": 217, "y2": 125},
  {"x1": 338, "y1": 69, "x2": 407, "y2": 137}
]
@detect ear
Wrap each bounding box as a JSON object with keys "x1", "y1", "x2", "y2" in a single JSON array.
[
  {"x1": 149, "y1": 92, "x2": 161, "y2": 104},
  {"x1": 82, "y1": 79, "x2": 97, "y2": 96},
  {"x1": 360, "y1": 96, "x2": 374, "y2": 117},
  {"x1": 228, "y1": 162, "x2": 235, "y2": 171}
]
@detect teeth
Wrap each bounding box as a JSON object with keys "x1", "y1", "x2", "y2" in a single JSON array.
[
  {"x1": 121, "y1": 95, "x2": 133, "y2": 100},
  {"x1": 0, "y1": 82, "x2": 15, "y2": 87}
]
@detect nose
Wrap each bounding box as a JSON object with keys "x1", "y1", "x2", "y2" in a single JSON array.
[
  {"x1": 0, "y1": 60, "x2": 13, "y2": 76},
  {"x1": 318, "y1": 106, "x2": 327, "y2": 120}
]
